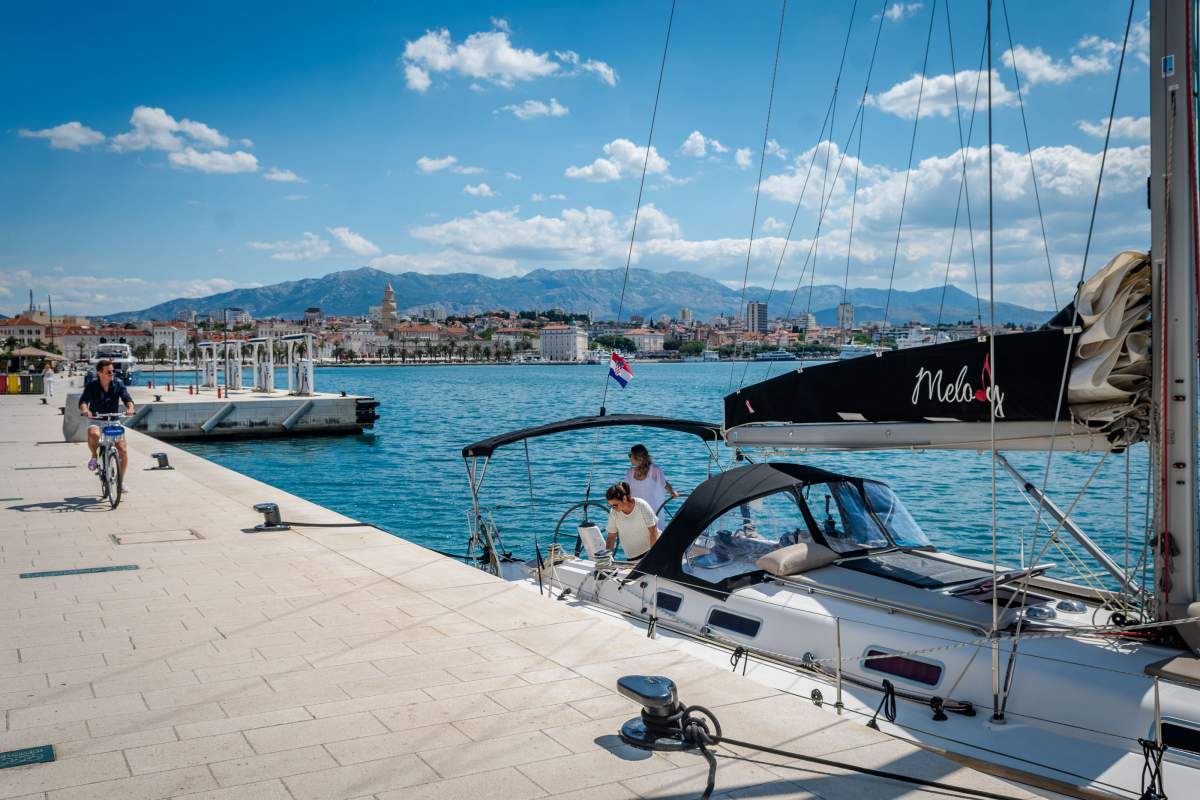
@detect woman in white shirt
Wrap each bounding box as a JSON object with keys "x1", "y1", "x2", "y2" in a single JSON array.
[
  {"x1": 604, "y1": 481, "x2": 659, "y2": 560},
  {"x1": 624, "y1": 444, "x2": 678, "y2": 515}
]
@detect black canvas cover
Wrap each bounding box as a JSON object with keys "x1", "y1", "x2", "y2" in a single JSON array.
[
  {"x1": 724, "y1": 329, "x2": 1072, "y2": 429},
  {"x1": 633, "y1": 462, "x2": 850, "y2": 594},
  {"x1": 462, "y1": 414, "x2": 722, "y2": 458}
]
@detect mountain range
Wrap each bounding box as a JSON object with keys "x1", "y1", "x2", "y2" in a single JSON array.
[{"x1": 108, "y1": 267, "x2": 1053, "y2": 326}]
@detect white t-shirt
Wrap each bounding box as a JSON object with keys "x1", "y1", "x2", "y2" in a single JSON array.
[
  {"x1": 607, "y1": 497, "x2": 659, "y2": 559},
  {"x1": 624, "y1": 464, "x2": 670, "y2": 515}
]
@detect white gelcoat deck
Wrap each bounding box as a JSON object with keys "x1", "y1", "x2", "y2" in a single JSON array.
[{"x1": 0, "y1": 393, "x2": 1051, "y2": 799}]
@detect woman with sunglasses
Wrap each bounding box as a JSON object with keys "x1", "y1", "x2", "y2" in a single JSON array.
[{"x1": 603, "y1": 481, "x2": 660, "y2": 560}]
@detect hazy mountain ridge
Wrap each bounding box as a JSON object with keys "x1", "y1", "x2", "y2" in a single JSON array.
[{"x1": 108, "y1": 267, "x2": 1053, "y2": 326}]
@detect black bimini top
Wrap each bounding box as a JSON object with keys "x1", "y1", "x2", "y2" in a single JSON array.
[
  {"x1": 462, "y1": 414, "x2": 723, "y2": 458},
  {"x1": 634, "y1": 462, "x2": 851, "y2": 586}
]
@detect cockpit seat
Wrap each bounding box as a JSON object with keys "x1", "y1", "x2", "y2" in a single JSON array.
[{"x1": 756, "y1": 542, "x2": 839, "y2": 577}]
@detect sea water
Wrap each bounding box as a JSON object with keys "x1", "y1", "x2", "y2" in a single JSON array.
[{"x1": 178, "y1": 362, "x2": 1152, "y2": 587}]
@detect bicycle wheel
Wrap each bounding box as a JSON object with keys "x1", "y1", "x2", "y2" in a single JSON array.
[
  {"x1": 97, "y1": 448, "x2": 110, "y2": 500},
  {"x1": 106, "y1": 449, "x2": 121, "y2": 509}
]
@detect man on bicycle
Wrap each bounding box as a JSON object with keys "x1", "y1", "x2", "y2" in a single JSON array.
[{"x1": 79, "y1": 359, "x2": 135, "y2": 491}]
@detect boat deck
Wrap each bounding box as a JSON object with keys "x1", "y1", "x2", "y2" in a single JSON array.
[{"x1": 0, "y1": 393, "x2": 1050, "y2": 799}]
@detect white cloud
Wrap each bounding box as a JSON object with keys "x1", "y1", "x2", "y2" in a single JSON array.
[
  {"x1": 761, "y1": 217, "x2": 787, "y2": 233},
  {"x1": 110, "y1": 106, "x2": 231, "y2": 153},
  {"x1": 368, "y1": 250, "x2": 521, "y2": 277},
  {"x1": 565, "y1": 138, "x2": 669, "y2": 182},
  {"x1": 554, "y1": 49, "x2": 619, "y2": 86},
  {"x1": 735, "y1": 147, "x2": 752, "y2": 169},
  {"x1": 18, "y1": 121, "x2": 104, "y2": 150},
  {"x1": 870, "y1": 70, "x2": 1016, "y2": 119},
  {"x1": 680, "y1": 130, "x2": 728, "y2": 158},
  {"x1": 464, "y1": 183, "x2": 497, "y2": 197},
  {"x1": 416, "y1": 154, "x2": 483, "y2": 174},
  {"x1": 405, "y1": 64, "x2": 433, "y2": 92},
  {"x1": 264, "y1": 167, "x2": 304, "y2": 183},
  {"x1": 497, "y1": 97, "x2": 569, "y2": 119},
  {"x1": 247, "y1": 232, "x2": 331, "y2": 261},
  {"x1": 240, "y1": 138, "x2": 254, "y2": 147},
  {"x1": 531, "y1": 193, "x2": 567, "y2": 201},
  {"x1": 167, "y1": 147, "x2": 258, "y2": 174},
  {"x1": 1002, "y1": 22, "x2": 1143, "y2": 86},
  {"x1": 1077, "y1": 115, "x2": 1149, "y2": 140},
  {"x1": 490, "y1": 17, "x2": 511, "y2": 32},
  {"x1": 766, "y1": 139, "x2": 789, "y2": 160},
  {"x1": 885, "y1": 3, "x2": 923, "y2": 21},
  {"x1": 505, "y1": 172, "x2": 522, "y2": 180},
  {"x1": 327, "y1": 226, "x2": 381, "y2": 257},
  {"x1": 285, "y1": 194, "x2": 307, "y2": 201},
  {"x1": 0, "y1": 269, "x2": 256, "y2": 316},
  {"x1": 401, "y1": 26, "x2": 559, "y2": 90}
]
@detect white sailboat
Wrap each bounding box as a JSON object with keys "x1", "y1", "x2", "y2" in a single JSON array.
[{"x1": 458, "y1": 3, "x2": 1200, "y2": 798}]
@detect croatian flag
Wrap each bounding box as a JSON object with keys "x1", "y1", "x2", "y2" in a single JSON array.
[{"x1": 609, "y1": 352, "x2": 634, "y2": 388}]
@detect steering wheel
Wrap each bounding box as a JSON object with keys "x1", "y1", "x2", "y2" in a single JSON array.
[
  {"x1": 655, "y1": 491, "x2": 690, "y2": 526},
  {"x1": 552, "y1": 500, "x2": 612, "y2": 556}
]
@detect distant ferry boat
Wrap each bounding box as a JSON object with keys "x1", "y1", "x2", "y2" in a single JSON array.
[
  {"x1": 754, "y1": 348, "x2": 797, "y2": 362},
  {"x1": 895, "y1": 327, "x2": 955, "y2": 350},
  {"x1": 683, "y1": 349, "x2": 720, "y2": 362},
  {"x1": 838, "y1": 343, "x2": 878, "y2": 360},
  {"x1": 91, "y1": 342, "x2": 138, "y2": 384}
]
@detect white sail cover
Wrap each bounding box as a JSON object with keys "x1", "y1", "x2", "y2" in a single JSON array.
[{"x1": 1067, "y1": 251, "x2": 1151, "y2": 446}]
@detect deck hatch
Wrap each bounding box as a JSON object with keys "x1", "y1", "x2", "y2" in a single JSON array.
[
  {"x1": 707, "y1": 608, "x2": 761, "y2": 638},
  {"x1": 862, "y1": 648, "x2": 942, "y2": 686},
  {"x1": 1163, "y1": 721, "x2": 1200, "y2": 755},
  {"x1": 655, "y1": 591, "x2": 683, "y2": 613}
]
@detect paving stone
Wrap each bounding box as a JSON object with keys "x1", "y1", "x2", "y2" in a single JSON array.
[
  {"x1": 124, "y1": 731, "x2": 253, "y2": 775},
  {"x1": 243, "y1": 711, "x2": 388, "y2": 753},
  {"x1": 210, "y1": 745, "x2": 339, "y2": 787},
  {"x1": 324, "y1": 722, "x2": 469, "y2": 765},
  {"x1": 281, "y1": 754, "x2": 439, "y2": 799},
  {"x1": 0, "y1": 752, "x2": 128, "y2": 799},
  {"x1": 46, "y1": 765, "x2": 217, "y2": 800},
  {"x1": 375, "y1": 766, "x2": 548, "y2": 800}
]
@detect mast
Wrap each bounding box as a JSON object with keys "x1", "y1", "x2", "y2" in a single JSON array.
[{"x1": 1150, "y1": 0, "x2": 1200, "y2": 637}]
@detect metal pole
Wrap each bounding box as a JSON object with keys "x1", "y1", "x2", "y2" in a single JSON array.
[
  {"x1": 996, "y1": 452, "x2": 1144, "y2": 598},
  {"x1": 223, "y1": 309, "x2": 230, "y2": 394},
  {"x1": 834, "y1": 617, "x2": 843, "y2": 714}
]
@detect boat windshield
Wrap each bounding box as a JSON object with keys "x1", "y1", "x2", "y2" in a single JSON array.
[
  {"x1": 861, "y1": 480, "x2": 931, "y2": 548},
  {"x1": 805, "y1": 482, "x2": 889, "y2": 554}
]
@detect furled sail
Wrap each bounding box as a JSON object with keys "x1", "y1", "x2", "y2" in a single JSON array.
[{"x1": 723, "y1": 251, "x2": 1150, "y2": 452}]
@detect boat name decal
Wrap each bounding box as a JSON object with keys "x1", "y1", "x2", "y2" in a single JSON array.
[{"x1": 911, "y1": 356, "x2": 1005, "y2": 418}]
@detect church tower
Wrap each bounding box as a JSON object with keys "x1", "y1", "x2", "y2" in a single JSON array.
[{"x1": 380, "y1": 282, "x2": 398, "y2": 331}]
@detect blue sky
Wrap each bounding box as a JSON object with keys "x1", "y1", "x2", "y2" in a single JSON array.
[{"x1": 2, "y1": 1, "x2": 1152, "y2": 316}]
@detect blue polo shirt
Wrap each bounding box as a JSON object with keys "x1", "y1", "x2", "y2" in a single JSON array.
[{"x1": 80, "y1": 378, "x2": 133, "y2": 415}]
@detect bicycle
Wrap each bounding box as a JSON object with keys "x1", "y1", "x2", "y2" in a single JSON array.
[{"x1": 89, "y1": 413, "x2": 125, "y2": 509}]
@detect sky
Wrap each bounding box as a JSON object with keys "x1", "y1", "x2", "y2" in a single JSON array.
[{"x1": 1, "y1": 0, "x2": 1154, "y2": 316}]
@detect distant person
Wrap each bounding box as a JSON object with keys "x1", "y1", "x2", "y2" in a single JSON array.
[
  {"x1": 79, "y1": 359, "x2": 135, "y2": 492},
  {"x1": 604, "y1": 480, "x2": 660, "y2": 560},
  {"x1": 624, "y1": 444, "x2": 678, "y2": 515},
  {"x1": 41, "y1": 361, "x2": 55, "y2": 398}
]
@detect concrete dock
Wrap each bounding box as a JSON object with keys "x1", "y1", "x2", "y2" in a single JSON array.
[
  {"x1": 60, "y1": 383, "x2": 379, "y2": 442},
  {"x1": 1, "y1": 393, "x2": 1050, "y2": 799}
]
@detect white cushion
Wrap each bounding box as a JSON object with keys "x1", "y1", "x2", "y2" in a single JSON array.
[{"x1": 756, "y1": 543, "x2": 839, "y2": 577}]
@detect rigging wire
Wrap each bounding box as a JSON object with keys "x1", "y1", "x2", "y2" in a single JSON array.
[
  {"x1": 879, "y1": 0, "x2": 939, "y2": 335},
  {"x1": 584, "y1": 0, "x2": 676, "y2": 511},
  {"x1": 986, "y1": 0, "x2": 1001, "y2": 723},
  {"x1": 728, "y1": 0, "x2": 789, "y2": 393},
  {"x1": 737, "y1": 0, "x2": 861, "y2": 388},
  {"x1": 935, "y1": 5, "x2": 986, "y2": 332},
  {"x1": 770, "y1": 2, "x2": 891, "y2": 379},
  {"x1": 600, "y1": 0, "x2": 677, "y2": 416},
  {"x1": 1011, "y1": 0, "x2": 1138, "y2": 630},
  {"x1": 999, "y1": 0, "x2": 1059, "y2": 311}
]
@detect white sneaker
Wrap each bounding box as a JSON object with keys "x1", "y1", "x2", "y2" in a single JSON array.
[{"x1": 120, "y1": 483, "x2": 130, "y2": 493}]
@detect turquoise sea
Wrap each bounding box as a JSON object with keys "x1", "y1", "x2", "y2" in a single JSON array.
[{"x1": 177, "y1": 363, "x2": 1152, "y2": 586}]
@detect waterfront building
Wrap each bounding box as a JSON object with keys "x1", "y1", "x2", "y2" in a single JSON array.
[
  {"x1": 539, "y1": 324, "x2": 588, "y2": 362},
  {"x1": 679, "y1": 307, "x2": 694, "y2": 326},
  {"x1": 151, "y1": 323, "x2": 189, "y2": 360},
  {"x1": 626, "y1": 327, "x2": 665, "y2": 353},
  {"x1": 744, "y1": 301, "x2": 768, "y2": 333},
  {"x1": 226, "y1": 308, "x2": 252, "y2": 326},
  {"x1": 379, "y1": 283, "x2": 399, "y2": 331},
  {"x1": 0, "y1": 316, "x2": 47, "y2": 346},
  {"x1": 836, "y1": 302, "x2": 854, "y2": 331}
]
